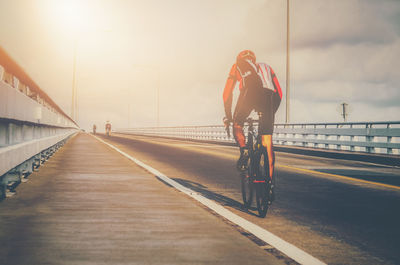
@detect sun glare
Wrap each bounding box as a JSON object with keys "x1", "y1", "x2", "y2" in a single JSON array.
[{"x1": 51, "y1": 0, "x2": 93, "y2": 34}]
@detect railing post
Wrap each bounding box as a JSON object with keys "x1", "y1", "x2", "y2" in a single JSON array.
[
  {"x1": 314, "y1": 124, "x2": 318, "y2": 148},
  {"x1": 349, "y1": 124, "x2": 355, "y2": 152},
  {"x1": 365, "y1": 123, "x2": 375, "y2": 153},
  {"x1": 387, "y1": 123, "x2": 393, "y2": 154},
  {"x1": 324, "y1": 124, "x2": 329, "y2": 149},
  {"x1": 7, "y1": 122, "x2": 13, "y2": 145},
  {"x1": 336, "y1": 124, "x2": 341, "y2": 150},
  {"x1": 387, "y1": 136, "x2": 393, "y2": 154}
]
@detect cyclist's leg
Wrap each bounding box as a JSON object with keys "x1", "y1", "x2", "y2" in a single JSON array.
[
  {"x1": 233, "y1": 89, "x2": 252, "y2": 148},
  {"x1": 233, "y1": 123, "x2": 245, "y2": 147},
  {"x1": 258, "y1": 92, "x2": 275, "y2": 180},
  {"x1": 261, "y1": 135, "x2": 274, "y2": 180},
  {"x1": 233, "y1": 90, "x2": 253, "y2": 170},
  {"x1": 258, "y1": 92, "x2": 276, "y2": 203}
]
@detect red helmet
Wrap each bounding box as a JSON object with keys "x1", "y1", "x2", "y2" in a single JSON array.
[{"x1": 237, "y1": 50, "x2": 256, "y2": 63}]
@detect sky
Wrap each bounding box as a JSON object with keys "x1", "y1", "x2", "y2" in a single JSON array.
[{"x1": 0, "y1": 0, "x2": 399, "y2": 131}]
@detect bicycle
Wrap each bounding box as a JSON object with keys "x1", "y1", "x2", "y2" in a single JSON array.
[{"x1": 226, "y1": 114, "x2": 275, "y2": 217}]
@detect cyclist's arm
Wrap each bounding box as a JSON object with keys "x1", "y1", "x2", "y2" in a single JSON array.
[
  {"x1": 223, "y1": 64, "x2": 238, "y2": 121},
  {"x1": 270, "y1": 67, "x2": 282, "y2": 113}
]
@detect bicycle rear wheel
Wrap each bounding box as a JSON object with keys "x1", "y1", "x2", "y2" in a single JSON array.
[
  {"x1": 241, "y1": 171, "x2": 253, "y2": 208},
  {"x1": 255, "y1": 151, "x2": 269, "y2": 217}
]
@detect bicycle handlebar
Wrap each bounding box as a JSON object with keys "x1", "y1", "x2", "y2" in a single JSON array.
[{"x1": 223, "y1": 114, "x2": 262, "y2": 138}]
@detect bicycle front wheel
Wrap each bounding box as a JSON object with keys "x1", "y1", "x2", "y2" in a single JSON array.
[
  {"x1": 241, "y1": 171, "x2": 253, "y2": 208},
  {"x1": 255, "y1": 151, "x2": 269, "y2": 217}
]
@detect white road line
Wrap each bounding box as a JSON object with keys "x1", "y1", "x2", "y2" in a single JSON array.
[{"x1": 92, "y1": 135, "x2": 326, "y2": 265}]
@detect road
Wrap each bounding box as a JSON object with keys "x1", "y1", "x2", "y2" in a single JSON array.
[{"x1": 100, "y1": 133, "x2": 400, "y2": 265}]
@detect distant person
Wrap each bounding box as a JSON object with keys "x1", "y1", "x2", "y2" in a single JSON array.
[
  {"x1": 93, "y1": 124, "x2": 97, "y2": 135},
  {"x1": 223, "y1": 50, "x2": 282, "y2": 197},
  {"x1": 105, "y1": 121, "x2": 112, "y2": 137}
]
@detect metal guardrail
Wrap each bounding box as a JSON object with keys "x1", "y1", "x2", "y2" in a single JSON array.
[
  {"x1": 274, "y1": 122, "x2": 400, "y2": 154},
  {"x1": 0, "y1": 47, "x2": 79, "y2": 199},
  {"x1": 116, "y1": 121, "x2": 400, "y2": 156}
]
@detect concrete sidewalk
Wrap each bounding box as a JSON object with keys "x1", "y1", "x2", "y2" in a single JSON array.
[{"x1": 0, "y1": 133, "x2": 283, "y2": 265}]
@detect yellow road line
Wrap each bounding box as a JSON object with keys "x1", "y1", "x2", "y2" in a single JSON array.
[{"x1": 280, "y1": 164, "x2": 400, "y2": 191}]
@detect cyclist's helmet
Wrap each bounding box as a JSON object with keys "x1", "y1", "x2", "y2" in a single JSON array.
[{"x1": 237, "y1": 50, "x2": 256, "y2": 63}]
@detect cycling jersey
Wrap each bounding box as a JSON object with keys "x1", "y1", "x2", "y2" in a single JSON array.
[
  {"x1": 223, "y1": 59, "x2": 282, "y2": 146},
  {"x1": 223, "y1": 60, "x2": 282, "y2": 121}
]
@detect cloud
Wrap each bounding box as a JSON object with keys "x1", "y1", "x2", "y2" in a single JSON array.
[
  {"x1": 355, "y1": 103, "x2": 400, "y2": 122},
  {"x1": 288, "y1": 27, "x2": 399, "y2": 122},
  {"x1": 291, "y1": 0, "x2": 400, "y2": 48},
  {"x1": 292, "y1": 39, "x2": 400, "y2": 83},
  {"x1": 294, "y1": 79, "x2": 399, "y2": 104}
]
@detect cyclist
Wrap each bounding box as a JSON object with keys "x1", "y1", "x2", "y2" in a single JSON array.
[
  {"x1": 105, "y1": 121, "x2": 111, "y2": 137},
  {"x1": 223, "y1": 50, "x2": 282, "y2": 193}
]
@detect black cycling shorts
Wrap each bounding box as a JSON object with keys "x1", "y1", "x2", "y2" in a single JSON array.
[{"x1": 233, "y1": 85, "x2": 275, "y2": 135}]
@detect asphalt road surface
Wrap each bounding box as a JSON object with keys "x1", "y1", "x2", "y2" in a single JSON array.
[{"x1": 100, "y1": 133, "x2": 400, "y2": 265}]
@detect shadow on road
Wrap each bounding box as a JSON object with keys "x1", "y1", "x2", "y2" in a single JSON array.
[{"x1": 156, "y1": 176, "x2": 259, "y2": 217}]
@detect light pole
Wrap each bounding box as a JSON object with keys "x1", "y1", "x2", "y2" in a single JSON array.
[
  {"x1": 340, "y1": 102, "x2": 349, "y2": 122},
  {"x1": 286, "y1": 0, "x2": 290, "y2": 124}
]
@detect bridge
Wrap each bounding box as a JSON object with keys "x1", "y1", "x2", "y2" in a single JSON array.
[{"x1": 1, "y1": 49, "x2": 400, "y2": 265}]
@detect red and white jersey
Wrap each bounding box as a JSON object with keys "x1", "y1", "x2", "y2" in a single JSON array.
[
  {"x1": 257, "y1": 63, "x2": 274, "y2": 92},
  {"x1": 223, "y1": 61, "x2": 282, "y2": 120}
]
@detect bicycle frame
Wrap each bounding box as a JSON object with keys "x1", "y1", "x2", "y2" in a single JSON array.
[
  {"x1": 239, "y1": 116, "x2": 273, "y2": 217},
  {"x1": 246, "y1": 118, "x2": 268, "y2": 179}
]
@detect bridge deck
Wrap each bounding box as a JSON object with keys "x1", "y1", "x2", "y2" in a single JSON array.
[{"x1": 0, "y1": 133, "x2": 283, "y2": 265}]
